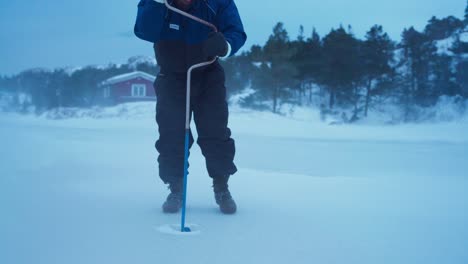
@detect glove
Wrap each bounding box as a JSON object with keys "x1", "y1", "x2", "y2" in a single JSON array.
[{"x1": 202, "y1": 32, "x2": 229, "y2": 58}]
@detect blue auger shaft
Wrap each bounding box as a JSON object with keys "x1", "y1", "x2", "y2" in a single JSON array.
[{"x1": 181, "y1": 129, "x2": 190, "y2": 232}]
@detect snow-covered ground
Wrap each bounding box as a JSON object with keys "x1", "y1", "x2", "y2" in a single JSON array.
[{"x1": 1, "y1": 103, "x2": 468, "y2": 264}]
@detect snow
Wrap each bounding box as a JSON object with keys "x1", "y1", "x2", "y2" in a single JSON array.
[
  {"x1": 460, "y1": 31, "x2": 468, "y2": 43},
  {"x1": 1, "y1": 103, "x2": 468, "y2": 264},
  {"x1": 434, "y1": 30, "x2": 468, "y2": 56},
  {"x1": 252, "y1": 62, "x2": 262, "y2": 68},
  {"x1": 435, "y1": 36, "x2": 456, "y2": 56},
  {"x1": 228, "y1": 87, "x2": 256, "y2": 105},
  {"x1": 62, "y1": 66, "x2": 84, "y2": 76},
  {"x1": 156, "y1": 224, "x2": 202, "y2": 236},
  {"x1": 39, "y1": 103, "x2": 157, "y2": 120},
  {"x1": 252, "y1": 61, "x2": 272, "y2": 68},
  {"x1": 127, "y1": 56, "x2": 157, "y2": 69},
  {"x1": 101, "y1": 71, "x2": 156, "y2": 86},
  {"x1": 0, "y1": 93, "x2": 13, "y2": 109}
]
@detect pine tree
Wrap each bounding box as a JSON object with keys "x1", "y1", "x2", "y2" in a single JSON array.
[
  {"x1": 398, "y1": 27, "x2": 437, "y2": 120},
  {"x1": 221, "y1": 54, "x2": 255, "y2": 96},
  {"x1": 465, "y1": 1, "x2": 468, "y2": 25},
  {"x1": 0, "y1": 75, "x2": 5, "y2": 92},
  {"x1": 454, "y1": 2, "x2": 468, "y2": 98},
  {"x1": 308, "y1": 28, "x2": 323, "y2": 81},
  {"x1": 297, "y1": 25, "x2": 305, "y2": 42},
  {"x1": 421, "y1": 15, "x2": 465, "y2": 103},
  {"x1": 431, "y1": 55, "x2": 460, "y2": 97},
  {"x1": 361, "y1": 25, "x2": 394, "y2": 116},
  {"x1": 290, "y1": 27, "x2": 324, "y2": 105},
  {"x1": 47, "y1": 69, "x2": 68, "y2": 108},
  {"x1": 18, "y1": 69, "x2": 55, "y2": 112},
  {"x1": 424, "y1": 16, "x2": 464, "y2": 40},
  {"x1": 260, "y1": 22, "x2": 297, "y2": 113},
  {"x1": 249, "y1": 45, "x2": 264, "y2": 61},
  {"x1": 456, "y1": 61, "x2": 468, "y2": 98},
  {"x1": 322, "y1": 27, "x2": 361, "y2": 109},
  {"x1": 290, "y1": 25, "x2": 309, "y2": 104}
]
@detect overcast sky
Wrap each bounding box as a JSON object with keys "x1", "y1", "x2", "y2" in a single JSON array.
[{"x1": 0, "y1": 0, "x2": 465, "y2": 75}]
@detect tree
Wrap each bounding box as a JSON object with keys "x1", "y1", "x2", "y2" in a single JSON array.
[
  {"x1": 431, "y1": 55, "x2": 460, "y2": 97},
  {"x1": 290, "y1": 28, "x2": 323, "y2": 105},
  {"x1": 401, "y1": 27, "x2": 436, "y2": 101},
  {"x1": 64, "y1": 65, "x2": 128, "y2": 107},
  {"x1": 221, "y1": 53, "x2": 255, "y2": 95},
  {"x1": 424, "y1": 16, "x2": 464, "y2": 40},
  {"x1": 259, "y1": 22, "x2": 298, "y2": 113},
  {"x1": 297, "y1": 25, "x2": 305, "y2": 42},
  {"x1": 361, "y1": 25, "x2": 395, "y2": 116},
  {"x1": 465, "y1": 1, "x2": 468, "y2": 25},
  {"x1": 452, "y1": 26, "x2": 468, "y2": 98},
  {"x1": 0, "y1": 75, "x2": 5, "y2": 92},
  {"x1": 47, "y1": 69, "x2": 68, "y2": 108},
  {"x1": 456, "y1": 61, "x2": 468, "y2": 98},
  {"x1": 17, "y1": 69, "x2": 56, "y2": 112},
  {"x1": 290, "y1": 26, "x2": 308, "y2": 104},
  {"x1": 249, "y1": 45, "x2": 264, "y2": 61},
  {"x1": 321, "y1": 26, "x2": 361, "y2": 109}
]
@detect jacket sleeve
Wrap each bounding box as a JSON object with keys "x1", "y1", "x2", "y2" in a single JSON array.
[
  {"x1": 216, "y1": 0, "x2": 247, "y2": 56},
  {"x1": 134, "y1": 0, "x2": 167, "y2": 43}
]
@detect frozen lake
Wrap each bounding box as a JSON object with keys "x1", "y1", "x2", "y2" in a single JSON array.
[{"x1": 1, "y1": 106, "x2": 467, "y2": 264}]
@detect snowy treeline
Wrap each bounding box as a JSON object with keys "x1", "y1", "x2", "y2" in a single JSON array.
[
  {"x1": 223, "y1": 13, "x2": 468, "y2": 122},
  {"x1": 0, "y1": 9, "x2": 467, "y2": 123},
  {"x1": 0, "y1": 56, "x2": 159, "y2": 112}
]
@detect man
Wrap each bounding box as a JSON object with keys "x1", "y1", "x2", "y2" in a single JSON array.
[{"x1": 134, "y1": 0, "x2": 247, "y2": 214}]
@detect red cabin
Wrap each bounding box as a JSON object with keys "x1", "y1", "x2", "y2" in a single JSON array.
[{"x1": 100, "y1": 71, "x2": 156, "y2": 104}]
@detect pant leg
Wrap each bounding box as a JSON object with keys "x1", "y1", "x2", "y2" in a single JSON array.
[
  {"x1": 192, "y1": 63, "x2": 237, "y2": 178},
  {"x1": 154, "y1": 74, "x2": 194, "y2": 184}
]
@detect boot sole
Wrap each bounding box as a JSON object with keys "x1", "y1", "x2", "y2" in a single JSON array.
[
  {"x1": 217, "y1": 202, "x2": 237, "y2": 214},
  {"x1": 220, "y1": 207, "x2": 237, "y2": 214},
  {"x1": 162, "y1": 208, "x2": 181, "y2": 214}
]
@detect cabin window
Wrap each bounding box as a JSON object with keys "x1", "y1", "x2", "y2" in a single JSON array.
[{"x1": 131, "y1": 84, "x2": 146, "y2": 97}]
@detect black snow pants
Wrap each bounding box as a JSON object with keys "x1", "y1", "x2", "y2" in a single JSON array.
[{"x1": 153, "y1": 61, "x2": 237, "y2": 185}]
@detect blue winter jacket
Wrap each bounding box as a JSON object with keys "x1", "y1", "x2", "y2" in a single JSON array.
[{"x1": 134, "y1": 0, "x2": 247, "y2": 72}]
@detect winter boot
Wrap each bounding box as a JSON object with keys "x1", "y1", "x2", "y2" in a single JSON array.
[
  {"x1": 213, "y1": 176, "x2": 237, "y2": 214},
  {"x1": 162, "y1": 179, "x2": 183, "y2": 213}
]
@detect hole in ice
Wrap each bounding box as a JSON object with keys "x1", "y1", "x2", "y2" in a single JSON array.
[{"x1": 155, "y1": 224, "x2": 201, "y2": 236}]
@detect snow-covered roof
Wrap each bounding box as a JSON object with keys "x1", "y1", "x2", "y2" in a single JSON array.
[{"x1": 101, "y1": 71, "x2": 156, "y2": 86}]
